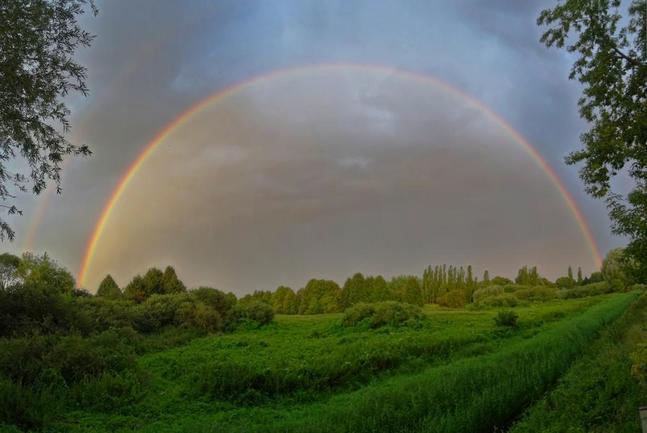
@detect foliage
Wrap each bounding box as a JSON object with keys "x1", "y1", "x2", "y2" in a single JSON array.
[
  {"x1": 494, "y1": 310, "x2": 518, "y2": 327},
  {"x1": 271, "y1": 286, "x2": 298, "y2": 314},
  {"x1": 491, "y1": 276, "x2": 513, "y2": 286},
  {"x1": 422, "y1": 264, "x2": 478, "y2": 304},
  {"x1": 473, "y1": 285, "x2": 504, "y2": 303},
  {"x1": 436, "y1": 289, "x2": 467, "y2": 308},
  {"x1": 602, "y1": 247, "x2": 636, "y2": 289},
  {"x1": 476, "y1": 292, "x2": 520, "y2": 307},
  {"x1": 538, "y1": 0, "x2": 647, "y2": 274},
  {"x1": 296, "y1": 279, "x2": 342, "y2": 314},
  {"x1": 96, "y1": 274, "x2": 121, "y2": 299},
  {"x1": 233, "y1": 300, "x2": 274, "y2": 327},
  {"x1": 515, "y1": 266, "x2": 544, "y2": 286},
  {"x1": 558, "y1": 281, "x2": 614, "y2": 299},
  {"x1": 388, "y1": 275, "x2": 424, "y2": 306},
  {"x1": 513, "y1": 286, "x2": 557, "y2": 302},
  {"x1": 0, "y1": 0, "x2": 96, "y2": 239},
  {"x1": 124, "y1": 266, "x2": 187, "y2": 302},
  {"x1": 555, "y1": 276, "x2": 576, "y2": 288},
  {"x1": 341, "y1": 301, "x2": 425, "y2": 328},
  {"x1": 0, "y1": 253, "x2": 20, "y2": 289},
  {"x1": 16, "y1": 252, "x2": 74, "y2": 294},
  {"x1": 631, "y1": 343, "x2": 647, "y2": 384}
]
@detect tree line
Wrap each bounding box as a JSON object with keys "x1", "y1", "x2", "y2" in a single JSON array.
[{"x1": 237, "y1": 248, "x2": 642, "y2": 314}]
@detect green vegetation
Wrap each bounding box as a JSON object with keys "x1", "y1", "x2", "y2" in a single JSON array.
[
  {"x1": 538, "y1": 0, "x2": 647, "y2": 275},
  {"x1": 510, "y1": 292, "x2": 647, "y2": 433},
  {"x1": 494, "y1": 309, "x2": 518, "y2": 327},
  {"x1": 0, "y1": 250, "x2": 644, "y2": 432},
  {"x1": 340, "y1": 301, "x2": 425, "y2": 328}
]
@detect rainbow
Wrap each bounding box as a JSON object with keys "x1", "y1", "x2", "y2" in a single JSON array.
[{"x1": 76, "y1": 63, "x2": 603, "y2": 287}]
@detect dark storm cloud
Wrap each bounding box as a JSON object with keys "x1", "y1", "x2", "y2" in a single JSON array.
[
  {"x1": 85, "y1": 71, "x2": 596, "y2": 293},
  {"x1": 9, "y1": 0, "x2": 621, "y2": 287}
]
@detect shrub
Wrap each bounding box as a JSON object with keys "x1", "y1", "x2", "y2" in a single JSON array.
[
  {"x1": 473, "y1": 286, "x2": 504, "y2": 303},
  {"x1": 502, "y1": 284, "x2": 528, "y2": 293},
  {"x1": 233, "y1": 300, "x2": 274, "y2": 326},
  {"x1": 342, "y1": 301, "x2": 425, "y2": 328},
  {"x1": 555, "y1": 276, "x2": 576, "y2": 289},
  {"x1": 437, "y1": 290, "x2": 467, "y2": 308},
  {"x1": 630, "y1": 343, "x2": 647, "y2": 384},
  {"x1": 476, "y1": 293, "x2": 520, "y2": 307},
  {"x1": 514, "y1": 286, "x2": 557, "y2": 302},
  {"x1": 494, "y1": 310, "x2": 518, "y2": 327},
  {"x1": 558, "y1": 281, "x2": 613, "y2": 299}
]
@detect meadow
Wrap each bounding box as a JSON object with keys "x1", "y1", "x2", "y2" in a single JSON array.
[{"x1": 28, "y1": 292, "x2": 644, "y2": 433}]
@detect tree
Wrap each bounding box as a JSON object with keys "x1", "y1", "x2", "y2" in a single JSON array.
[
  {"x1": 161, "y1": 266, "x2": 186, "y2": 293},
  {"x1": 388, "y1": 275, "x2": 423, "y2": 306},
  {"x1": 96, "y1": 274, "x2": 121, "y2": 298},
  {"x1": 297, "y1": 279, "x2": 342, "y2": 314},
  {"x1": 601, "y1": 247, "x2": 636, "y2": 289},
  {"x1": 538, "y1": 1, "x2": 647, "y2": 272},
  {"x1": 16, "y1": 252, "x2": 74, "y2": 293},
  {"x1": 567, "y1": 266, "x2": 574, "y2": 282},
  {"x1": 577, "y1": 267, "x2": 583, "y2": 285},
  {"x1": 0, "y1": 0, "x2": 96, "y2": 239},
  {"x1": 341, "y1": 272, "x2": 368, "y2": 308},
  {"x1": 271, "y1": 286, "x2": 297, "y2": 314},
  {"x1": 0, "y1": 252, "x2": 20, "y2": 289},
  {"x1": 482, "y1": 270, "x2": 490, "y2": 284},
  {"x1": 124, "y1": 275, "x2": 146, "y2": 302},
  {"x1": 556, "y1": 276, "x2": 576, "y2": 289}
]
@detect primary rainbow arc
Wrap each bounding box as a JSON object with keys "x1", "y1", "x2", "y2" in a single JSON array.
[{"x1": 76, "y1": 63, "x2": 603, "y2": 288}]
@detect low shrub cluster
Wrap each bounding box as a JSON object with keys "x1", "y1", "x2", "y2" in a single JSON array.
[
  {"x1": 494, "y1": 310, "x2": 519, "y2": 327},
  {"x1": 472, "y1": 282, "x2": 615, "y2": 307},
  {"x1": 558, "y1": 281, "x2": 614, "y2": 299},
  {"x1": 233, "y1": 300, "x2": 275, "y2": 327},
  {"x1": 341, "y1": 301, "x2": 425, "y2": 328}
]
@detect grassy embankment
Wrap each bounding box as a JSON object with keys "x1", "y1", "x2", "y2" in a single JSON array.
[{"x1": 510, "y1": 291, "x2": 647, "y2": 433}]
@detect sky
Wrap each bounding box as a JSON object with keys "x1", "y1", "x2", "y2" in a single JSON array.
[{"x1": 5, "y1": 0, "x2": 628, "y2": 294}]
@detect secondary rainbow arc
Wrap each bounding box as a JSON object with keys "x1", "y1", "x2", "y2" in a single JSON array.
[{"x1": 76, "y1": 63, "x2": 603, "y2": 287}]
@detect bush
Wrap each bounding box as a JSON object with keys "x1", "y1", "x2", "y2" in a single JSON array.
[
  {"x1": 502, "y1": 284, "x2": 528, "y2": 293},
  {"x1": 473, "y1": 286, "x2": 504, "y2": 303},
  {"x1": 630, "y1": 343, "x2": 647, "y2": 384},
  {"x1": 233, "y1": 300, "x2": 274, "y2": 327},
  {"x1": 558, "y1": 281, "x2": 613, "y2": 299},
  {"x1": 514, "y1": 286, "x2": 557, "y2": 302},
  {"x1": 494, "y1": 310, "x2": 518, "y2": 327},
  {"x1": 437, "y1": 290, "x2": 467, "y2": 308},
  {"x1": 342, "y1": 301, "x2": 425, "y2": 328},
  {"x1": 476, "y1": 293, "x2": 520, "y2": 307}
]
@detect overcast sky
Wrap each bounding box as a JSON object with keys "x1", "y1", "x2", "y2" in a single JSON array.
[{"x1": 5, "y1": 0, "x2": 627, "y2": 294}]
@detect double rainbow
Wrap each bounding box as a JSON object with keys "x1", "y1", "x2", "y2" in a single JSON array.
[{"x1": 75, "y1": 63, "x2": 602, "y2": 287}]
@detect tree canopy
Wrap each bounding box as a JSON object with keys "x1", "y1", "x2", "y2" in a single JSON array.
[
  {"x1": 538, "y1": 0, "x2": 647, "y2": 271},
  {"x1": 0, "y1": 0, "x2": 96, "y2": 239}
]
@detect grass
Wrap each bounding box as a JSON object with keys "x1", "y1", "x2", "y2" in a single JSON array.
[
  {"x1": 36, "y1": 293, "x2": 638, "y2": 433},
  {"x1": 509, "y1": 291, "x2": 647, "y2": 433}
]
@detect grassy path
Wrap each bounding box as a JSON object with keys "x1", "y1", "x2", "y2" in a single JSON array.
[{"x1": 509, "y1": 291, "x2": 647, "y2": 433}]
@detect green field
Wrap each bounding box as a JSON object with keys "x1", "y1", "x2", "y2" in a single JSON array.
[{"x1": 25, "y1": 291, "x2": 640, "y2": 433}]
